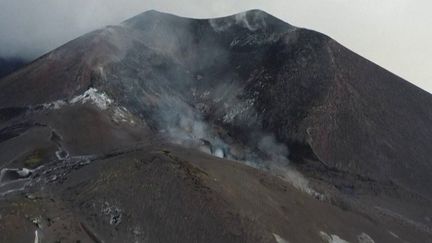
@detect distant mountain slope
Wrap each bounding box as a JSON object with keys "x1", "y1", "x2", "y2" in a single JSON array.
[{"x1": 0, "y1": 57, "x2": 26, "y2": 78}]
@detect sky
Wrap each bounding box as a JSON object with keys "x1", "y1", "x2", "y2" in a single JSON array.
[{"x1": 0, "y1": 0, "x2": 431, "y2": 93}]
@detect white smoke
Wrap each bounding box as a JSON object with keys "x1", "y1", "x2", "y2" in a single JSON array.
[
  {"x1": 152, "y1": 93, "x2": 318, "y2": 196},
  {"x1": 258, "y1": 135, "x2": 289, "y2": 163},
  {"x1": 155, "y1": 95, "x2": 228, "y2": 158},
  {"x1": 209, "y1": 10, "x2": 267, "y2": 32},
  {"x1": 209, "y1": 17, "x2": 235, "y2": 32},
  {"x1": 234, "y1": 11, "x2": 267, "y2": 31}
]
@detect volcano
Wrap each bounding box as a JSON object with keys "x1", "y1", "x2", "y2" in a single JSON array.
[{"x1": 0, "y1": 10, "x2": 431, "y2": 243}]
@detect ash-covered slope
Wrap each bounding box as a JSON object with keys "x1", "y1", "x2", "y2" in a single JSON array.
[{"x1": 1, "y1": 9, "x2": 432, "y2": 243}]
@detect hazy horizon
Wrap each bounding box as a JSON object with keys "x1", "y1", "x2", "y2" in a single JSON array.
[{"x1": 0, "y1": 0, "x2": 430, "y2": 93}]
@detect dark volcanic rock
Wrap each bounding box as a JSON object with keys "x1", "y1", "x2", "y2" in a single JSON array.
[{"x1": 0, "y1": 9, "x2": 431, "y2": 243}]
